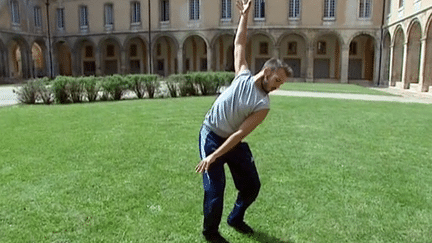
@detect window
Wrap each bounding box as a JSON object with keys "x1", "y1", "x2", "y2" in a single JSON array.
[
  {"x1": 259, "y1": 42, "x2": 268, "y2": 55},
  {"x1": 57, "y1": 8, "x2": 65, "y2": 29},
  {"x1": 387, "y1": 0, "x2": 391, "y2": 15},
  {"x1": 131, "y1": 2, "x2": 141, "y2": 24},
  {"x1": 254, "y1": 0, "x2": 265, "y2": 19},
  {"x1": 107, "y1": 45, "x2": 115, "y2": 57},
  {"x1": 80, "y1": 6, "x2": 89, "y2": 28},
  {"x1": 157, "y1": 43, "x2": 162, "y2": 56},
  {"x1": 85, "y1": 46, "x2": 93, "y2": 58},
  {"x1": 359, "y1": 0, "x2": 371, "y2": 18},
  {"x1": 289, "y1": 0, "x2": 300, "y2": 19},
  {"x1": 130, "y1": 44, "x2": 138, "y2": 57},
  {"x1": 34, "y1": 6, "x2": 42, "y2": 28},
  {"x1": 399, "y1": 0, "x2": 403, "y2": 8},
  {"x1": 350, "y1": 42, "x2": 357, "y2": 55},
  {"x1": 317, "y1": 41, "x2": 326, "y2": 54},
  {"x1": 105, "y1": 4, "x2": 114, "y2": 26},
  {"x1": 288, "y1": 42, "x2": 297, "y2": 55},
  {"x1": 11, "y1": 0, "x2": 20, "y2": 24},
  {"x1": 221, "y1": 0, "x2": 231, "y2": 20},
  {"x1": 190, "y1": 0, "x2": 200, "y2": 20},
  {"x1": 323, "y1": 0, "x2": 336, "y2": 19},
  {"x1": 160, "y1": 0, "x2": 169, "y2": 22}
]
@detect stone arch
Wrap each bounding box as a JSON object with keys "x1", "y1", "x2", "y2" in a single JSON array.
[
  {"x1": 423, "y1": 14, "x2": 432, "y2": 91},
  {"x1": 98, "y1": 37, "x2": 122, "y2": 75},
  {"x1": 348, "y1": 34, "x2": 376, "y2": 81},
  {"x1": 276, "y1": 31, "x2": 309, "y2": 48},
  {"x1": 74, "y1": 38, "x2": 97, "y2": 76},
  {"x1": 313, "y1": 32, "x2": 342, "y2": 81},
  {"x1": 391, "y1": 26, "x2": 405, "y2": 85},
  {"x1": 211, "y1": 33, "x2": 235, "y2": 72},
  {"x1": 7, "y1": 36, "x2": 31, "y2": 80},
  {"x1": 183, "y1": 35, "x2": 208, "y2": 72},
  {"x1": 53, "y1": 40, "x2": 73, "y2": 76},
  {"x1": 180, "y1": 32, "x2": 210, "y2": 52},
  {"x1": 124, "y1": 36, "x2": 148, "y2": 74},
  {"x1": 31, "y1": 39, "x2": 48, "y2": 78},
  {"x1": 0, "y1": 39, "x2": 7, "y2": 80},
  {"x1": 247, "y1": 32, "x2": 276, "y2": 74},
  {"x1": 382, "y1": 31, "x2": 392, "y2": 84},
  {"x1": 277, "y1": 33, "x2": 308, "y2": 79},
  {"x1": 153, "y1": 35, "x2": 179, "y2": 76},
  {"x1": 405, "y1": 20, "x2": 422, "y2": 89}
]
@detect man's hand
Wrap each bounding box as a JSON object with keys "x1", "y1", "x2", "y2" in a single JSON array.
[
  {"x1": 236, "y1": 0, "x2": 252, "y2": 16},
  {"x1": 195, "y1": 155, "x2": 216, "y2": 174}
]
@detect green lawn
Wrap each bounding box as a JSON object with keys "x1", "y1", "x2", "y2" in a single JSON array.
[
  {"x1": 1, "y1": 96, "x2": 431, "y2": 243},
  {"x1": 280, "y1": 82, "x2": 395, "y2": 96}
]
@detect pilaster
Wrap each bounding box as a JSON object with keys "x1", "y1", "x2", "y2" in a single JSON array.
[
  {"x1": 306, "y1": 44, "x2": 314, "y2": 83},
  {"x1": 418, "y1": 38, "x2": 427, "y2": 92},
  {"x1": 401, "y1": 42, "x2": 408, "y2": 89},
  {"x1": 340, "y1": 44, "x2": 350, "y2": 84}
]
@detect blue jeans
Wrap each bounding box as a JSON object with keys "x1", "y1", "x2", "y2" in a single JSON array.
[{"x1": 199, "y1": 126, "x2": 261, "y2": 234}]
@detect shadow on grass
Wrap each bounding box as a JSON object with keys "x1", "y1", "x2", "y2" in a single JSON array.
[{"x1": 249, "y1": 231, "x2": 294, "y2": 243}]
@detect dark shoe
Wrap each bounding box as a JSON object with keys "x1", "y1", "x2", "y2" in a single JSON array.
[
  {"x1": 227, "y1": 221, "x2": 254, "y2": 235},
  {"x1": 202, "y1": 231, "x2": 229, "y2": 243}
]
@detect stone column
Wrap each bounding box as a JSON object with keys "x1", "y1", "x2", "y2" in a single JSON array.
[
  {"x1": 71, "y1": 50, "x2": 78, "y2": 77},
  {"x1": 340, "y1": 44, "x2": 350, "y2": 84},
  {"x1": 306, "y1": 44, "x2": 314, "y2": 83},
  {"x1": 273, "y1": 45, "x2": 281, "y2": 60},
  {"x1": 120, "y1": 49, "x2": 127, "y2": 75},
  {"x1": 401, "y1": 42, "x2": 409, "y2": 89},
  {"x1": 207, "y1": 45, "x2": 213, "y2": 72},
  {"x1": 177, "y1": 47, "x2": 184, "y2": 74},
  {"x1": 27, "y1": 49, "x2": 34, "y2": 79},
  {"x1": 95, "y1": 47, "x2": 102, "y2": 76},
  {"x1": 418, "y1": 37, "x2": 427, "y2": 92},
  {"x1": 388, "y1": 44, "x2": 394, "y2": 86},
  {"x1": 373, "y1": 42, "x2": 381, "y2": 86}
]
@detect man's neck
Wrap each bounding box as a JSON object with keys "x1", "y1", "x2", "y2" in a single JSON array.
[{"x1": 253, "y1": 73, "x2": 269, "y2": 94}]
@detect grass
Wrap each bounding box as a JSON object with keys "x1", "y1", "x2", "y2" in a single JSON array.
[
  {"x1": 280, "y1": 82, "x2": 396, "y2": 96},
  {"x1": 1, "y1": 96, "x2": 431, "y2": 243}
]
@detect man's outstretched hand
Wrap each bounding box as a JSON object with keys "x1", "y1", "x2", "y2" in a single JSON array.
[
  {"x1": 195, "y1": 155, "x2": 216, "y2": 174},
  {"x1": 236, "y1": 0, "x2": 252, "y2": 16}
]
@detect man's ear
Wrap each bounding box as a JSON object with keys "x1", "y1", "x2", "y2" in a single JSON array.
[{"x1": 263, "y1": 67, "x2": 272, "y2": 77}]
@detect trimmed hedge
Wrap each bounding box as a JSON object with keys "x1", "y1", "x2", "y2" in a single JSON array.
[{"x1": 17, "y1": 72, "x2": 235, "y2": 105}]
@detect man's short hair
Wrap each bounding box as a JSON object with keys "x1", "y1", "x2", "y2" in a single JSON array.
[{"x1": 262, "y1": 58, "x2": 293, "y2": 78}]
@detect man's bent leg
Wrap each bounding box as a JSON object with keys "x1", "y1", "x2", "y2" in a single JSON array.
[
  {"x1": 226, "y1": 142, "x2": 261, "y2": 225},
  {"x1": 199, "y1": 126, "x2": 228, "y2": 235},
  {"x1": 203, "y1": 160, "x2": 226, "y2": 234}
]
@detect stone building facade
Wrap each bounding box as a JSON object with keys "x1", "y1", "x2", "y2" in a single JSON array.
[{"x1": 0, "y1": 0, "x2": 431, "y2": 92}]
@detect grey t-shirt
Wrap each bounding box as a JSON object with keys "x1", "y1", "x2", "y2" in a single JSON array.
[{"x1": 203, "y1": 69, "x2": 270, "y2": 138}]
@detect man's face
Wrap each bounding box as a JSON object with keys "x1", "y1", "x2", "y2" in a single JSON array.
[{"x1": 264, "y1": 68, "x2": 288, "y2": 92}]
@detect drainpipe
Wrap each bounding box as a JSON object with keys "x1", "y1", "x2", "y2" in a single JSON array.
[
  {"x1": 377, "y1": 0, "x2": 387, "y2": 87},
  {"x1": 148, "y1": 0, "x2": 152, "y2": 74},
  {"x1": 45, "y1": 0, "x2": 54, "y2": 79}
]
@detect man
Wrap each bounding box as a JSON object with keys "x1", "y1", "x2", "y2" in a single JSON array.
[{"x1": 195, "y1": 0, "x2": 293, "y2": 242}]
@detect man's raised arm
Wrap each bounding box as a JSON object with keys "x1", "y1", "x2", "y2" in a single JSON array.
[{"x1": 234, "y1": 0, "x2": 252, "y2": 76}]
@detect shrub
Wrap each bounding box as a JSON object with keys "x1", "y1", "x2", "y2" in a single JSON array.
[
  {"x1": 166, "y1": 75, "x2": 183, "y2": 98},
  {"x1": 69, "y1": 77, "x2": 84, "y2": 103},
  {"x1": 100, "y1": 75, "x2": 128, "y2": 101},
  {"x1": 52, "y1": 76, "x2": 70, "y2": 104},
  {"x1": 216, "y1": 72, "x2": 235, "y2": 86},
  {"x1": 82, "y1": 76, "x2": 99, "y2": 102},
  {"x1": 127, "y1": 74, "x2": 146, "y2": 99},
  {"x1": 179, "y1": 73, "x2": 199, "y2": 97},
  {"x1": 16, "y1": 80, "x2": 38, "y2": 104},
  {"x1": 143, "y1": 75, "x2": 160, "y2": 99},
  {"x1": 193, "y1": 72, "x2": 221, "y2": 96},
  {"x1": 34, "y1": 79, "x2": 53, "y2": 105}
]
